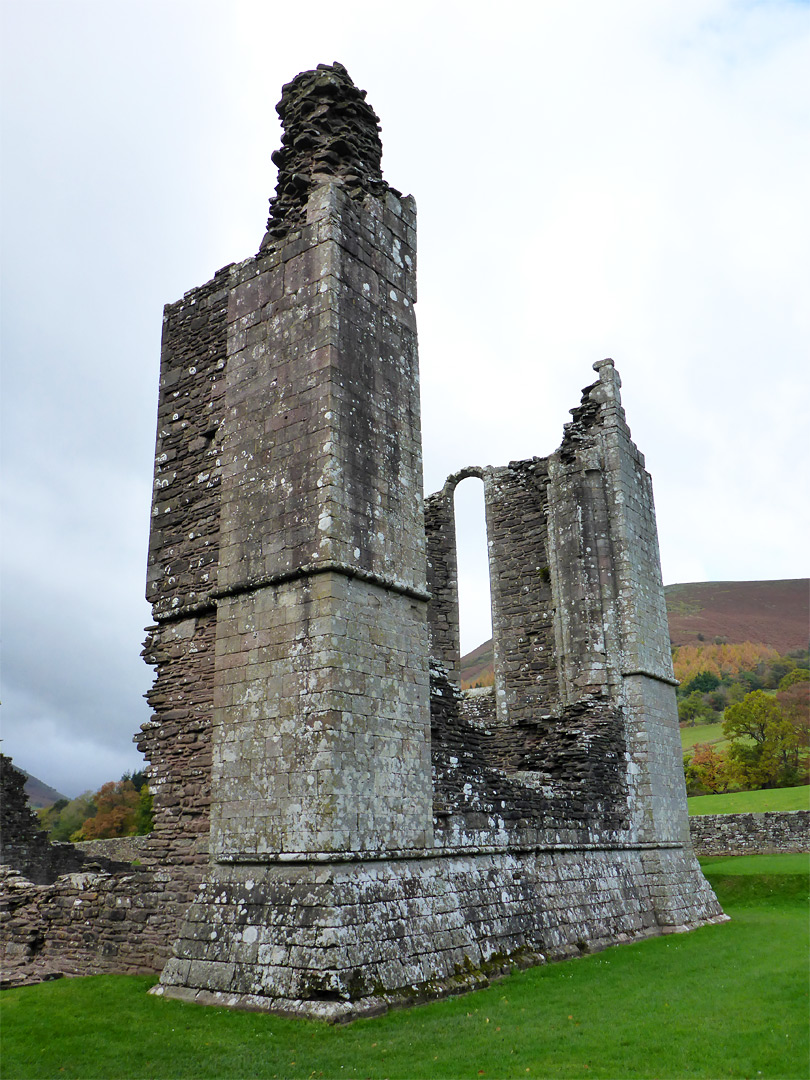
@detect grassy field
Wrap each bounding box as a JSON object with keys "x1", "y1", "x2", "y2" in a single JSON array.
[
  {"x1": 1, "y1": 855, "x2": 807, "y2": 1080},
  {"x1": 688, "y1": 784, "x2": 810, "y2": 815},
  {"x1": 680, "y1": 721, "x2": 726, "y2": 751}
]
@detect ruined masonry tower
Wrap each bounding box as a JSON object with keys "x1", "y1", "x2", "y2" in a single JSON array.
[{"x1": 143, "y1": 64, "x2": 723, "y2": 1018}]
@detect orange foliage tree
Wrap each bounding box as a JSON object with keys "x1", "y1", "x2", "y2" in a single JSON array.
[
  {"x1": 684, "y1": 742, "x2": 732, "y2": 794},
  {"x1": 75, "y1": 780, "x2": 140, "y2": 840},
  {"x1": 672, "y1": 642, "x2": 779, "y2": 686}
]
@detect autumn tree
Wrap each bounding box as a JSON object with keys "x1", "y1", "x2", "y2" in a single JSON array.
[
  {"x1": 75, "y1": 779, "x2": 140, "y2": 840},
  {"x1": 684, "y1": 742, "x2": 732, "y2": 795},
  {"x1": 723, "y1": 690, "x2": 806, "y2": 790},
  {"x1": 672, "y1": 642, "x2": 779, "y2": 686}
]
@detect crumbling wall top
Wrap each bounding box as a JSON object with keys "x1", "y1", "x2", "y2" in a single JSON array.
[
  {"x1": 558, "y1": 358, "x2": 630, "y2": 464},
  {"x1": 263, "y1": 62, "x2": 394, "y2": 245}
]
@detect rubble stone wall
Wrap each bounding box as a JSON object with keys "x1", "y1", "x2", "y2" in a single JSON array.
[
  {"x1": 484, "y1": 459, "x2": 559, "y2": 727},
  {"x1": 0, "y1": 756, "x2": 86, "y2": 886},
  {"x1": 689, "y1": 811, "x2": 810, "y2": 856},
  {"x1": 424, "y1": 487, "x2": 461, "y2": 685},
  {"x1": 1, "y1": 862, "x2": 181, "y2": 989},
  {"x1": 146, "y1": 271, "x2": 229, "y2": 620},
  {"x1": 139, "y1": 612, "x2": 215, "y2": 870},
  {"x1": 74, "y1": 837, "x2": 152, "y2": 863}
]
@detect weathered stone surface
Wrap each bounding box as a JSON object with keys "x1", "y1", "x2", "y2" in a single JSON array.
[
  {"x1": 73, "y1": 837, "x2": 153, "y2": 864},
  {"x1": 157, "y1": 845, "x2": 724, "y2": 1018},
  {"x1": 0, "y1": 756, "x2": 87, "y2": 885}
]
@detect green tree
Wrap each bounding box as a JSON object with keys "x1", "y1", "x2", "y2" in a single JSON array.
[
  {"x1": 778, "y1": 667, "x2": 810, "y2": 692},
  {"x1": 762, "y1": 659, "x2": 796, "y2": 689},
  {"x1": 723, "y1": 690, "x2": 804, "y2": 790},
  {"x1": 134, "y1": 785, "x2": 154, "y2": 835},
  {"x1": 707, "y1": 687, "x2": 729, "y2": 713},
  {"x1": 121, "y1": 769, "x2": 148, "y2": 792},
  {"x1": 38, "y1": 792, "x2": 96, "y2": 841},
  {"x1": 678, "y1": 690, "x2": 711, "y2": 726},
  {"x1": 737, "y1": 670, "x2": 764, "y2": 693},
  {"x1": 683, "y1": 671, "x2": 720, "y2": 695}
]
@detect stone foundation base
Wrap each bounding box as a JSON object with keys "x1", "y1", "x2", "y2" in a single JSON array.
[{"x1": 155, "y1": 845, "x2": 725, "y2": 1019}]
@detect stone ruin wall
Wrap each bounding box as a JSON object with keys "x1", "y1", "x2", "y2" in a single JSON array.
[
  {"x1": 688, "y1": 811, "x2": 810, "y2": 857},
  {"x1": 2, "y1": 64, "x2": 727, "y2": 1013}
]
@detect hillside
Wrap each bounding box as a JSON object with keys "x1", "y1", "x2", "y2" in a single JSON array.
[
  {"x1": 664, "y1": 579, "x2": 807, "y2": 651},
  {"x1": 457, "y1": 638, "x2": 494, "y2": 687},
  {"x1": 460, "y1": 578, "x2": 809, "y2": 686},
  {"x1": 22, "y1": 772, "x2": 68, "y2": 810}
]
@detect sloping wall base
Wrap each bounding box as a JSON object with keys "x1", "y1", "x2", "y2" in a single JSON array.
[{"x1": 154, "y1": 845, "x2": 725, "y2": 1020}]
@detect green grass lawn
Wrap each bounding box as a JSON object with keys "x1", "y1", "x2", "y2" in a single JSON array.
[
  {"x1": 688, "y1": 784, "x2": 810, "y2": 815},
  {"x1": 1, "y1": 855, "x2": 807, "y2": 1080},
  {"x1": 680, "y1": 721, "x2": 726, "y2": 751},
  {"x1": 700, "y1": 852, "x2": 809, "y2": 876}
]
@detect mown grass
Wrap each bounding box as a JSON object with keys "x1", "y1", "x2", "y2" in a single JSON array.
[
  {"x1": 688, "y1": 784, "x2": 810, "y2": 815},
  {"x1": 1, "y1": 855, "x2": 807, "y2": 1080},
  {"x1": 700, "y1": 852, "x2": 809, "y2": 877},
  {"x1": 680, "y1": 721, "x2": 726, "y2": 751}
]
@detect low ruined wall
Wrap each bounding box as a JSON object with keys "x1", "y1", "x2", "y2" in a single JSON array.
[
  {"x1": 0, "y1": 854, "x2": 203, "y2": 989},
  {"x1": 73, "y1": 837, "x2": 153, "y2": 864},
  {"x1": 689, "y1": 811, "x2": 809, "y2": 856}
]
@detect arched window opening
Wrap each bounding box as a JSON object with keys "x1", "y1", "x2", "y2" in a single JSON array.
[{"x1": 453, "y1": 477, "x2": 493, "y2": 687}]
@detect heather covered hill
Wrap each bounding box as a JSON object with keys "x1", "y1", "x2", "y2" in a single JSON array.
[
  {"x1": 22, "y1": 772, "x2": 67, "y2": 810},
  {"x1": 664, "y1": 579, "x2": 807, "y2": 652},
  {"x1": 460, "y1": 579, "x2": 809, "y2": 686},
  {"x1": 458, "y1": 639, "x2": 494, "y2": 688}
]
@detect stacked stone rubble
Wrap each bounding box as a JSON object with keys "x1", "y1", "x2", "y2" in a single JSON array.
[
  {"x1": 0, "y1": 756, "x2": 86, "y2": 886},
  {"x1": 264, "y1": 62, "x2": 390, "y2": 242}
]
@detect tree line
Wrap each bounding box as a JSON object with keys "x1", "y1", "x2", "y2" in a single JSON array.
[
  {"x1": 676, "y1": 644, "x2": 809, "y2": 795},
  {"x1": 38, "y1": 771, "x2": 153, "y2": 842}
]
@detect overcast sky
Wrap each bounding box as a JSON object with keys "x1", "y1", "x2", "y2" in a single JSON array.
[{"x1": 2, "y1": 0, "x2": 808, "y2": 798}]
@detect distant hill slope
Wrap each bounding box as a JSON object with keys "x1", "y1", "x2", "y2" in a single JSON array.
[
  {"x1": 457, "y1": 639, "x2": 494, "y2": 687},
  {"x1": 22, "y1": 771, "x2": 68, "y2": 810},
  {"x1": 460, "y1": 579, "x2": 809, "y2": 686},
  {"x1": 664, "y1": 579, "x2": 807, "y2": 652}
]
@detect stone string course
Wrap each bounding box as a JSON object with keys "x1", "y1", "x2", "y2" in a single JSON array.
[{"x1": 2, "y1": 64, "x2": 730, "y2": 1017}]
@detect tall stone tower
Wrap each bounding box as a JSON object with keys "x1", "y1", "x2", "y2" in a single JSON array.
[
  {"x1": 152, "y1": 63, "x2": 436, "y2": 1012},
  {"x1": 206, "y1": 65, "x2": 432, "y2": 864}
]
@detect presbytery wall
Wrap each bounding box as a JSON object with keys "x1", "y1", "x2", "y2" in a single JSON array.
[{"x1": 1, "y1": 63, "x2": 725, "y2": 1018}]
